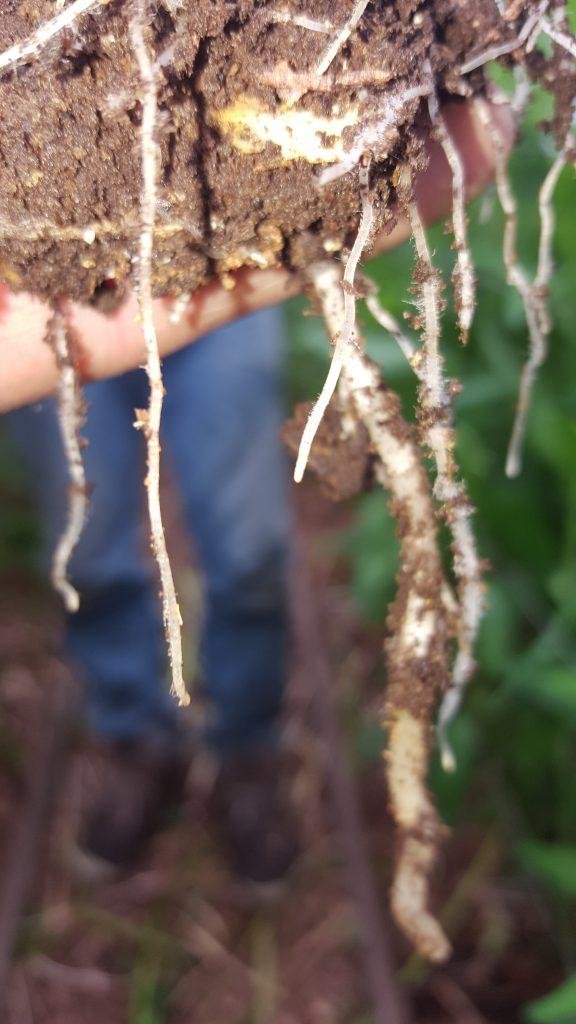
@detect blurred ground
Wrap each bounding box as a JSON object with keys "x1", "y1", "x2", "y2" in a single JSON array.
[{"x1": 0, "y1": 485, "x2": 564, "y2": 1024}]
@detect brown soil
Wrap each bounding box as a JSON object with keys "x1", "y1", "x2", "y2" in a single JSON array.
[{"x1": 0, "y1": 0, "x2": 504, "y2": 309}]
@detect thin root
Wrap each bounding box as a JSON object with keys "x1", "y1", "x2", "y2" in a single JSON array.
[
  {"x1": 404, "y1": 184, "x2": 484, "y2": 773},
  {"x1": 476, "y1": 101, "x2": 570, "y2": 478},
  {"x1": 294, "y1": 161, "x2": 374, "y2": 482},
  {"x1": 45, "y1": 302, "x2": 88, "y2": 614},
  {"x1": 0, "y1": 0, "x2": 106, "y2": 75},
  {"x1": 460, "y1": 0, "x2": 550, "y2": 74},
  {"x1": 128, "y1": 0, "x2": 188, "y2": 707},
  {"x1": 427, "y1": 82, "x2": 476, "y2": 343},
  {"x1": 315, "y1": 0, "x2": 372, "y2": 76}
]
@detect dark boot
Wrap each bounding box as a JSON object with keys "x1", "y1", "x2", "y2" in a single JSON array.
[
  {"x1": 72, "y1": 736, "x2": 190, "y2": 876},
  {"x1": 210, "y1": 749, "x2": 300, "y2": 887}
]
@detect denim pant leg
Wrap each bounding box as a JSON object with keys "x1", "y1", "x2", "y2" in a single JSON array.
[
  {"x1": 162, "y1": 307, "x2": 291, "y2": 755},
  {"x1": 5, "y1": 373, "x2": 178, "y2": 743}
]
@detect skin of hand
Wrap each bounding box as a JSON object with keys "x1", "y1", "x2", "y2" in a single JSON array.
[{"x1": 0, "y1": 98, "x2": 514, "y2": 413}]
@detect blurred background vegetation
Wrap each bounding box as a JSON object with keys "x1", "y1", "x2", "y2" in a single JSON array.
[
  {"x1": 0, "y1": 80, "x2": 575, "y2": 1024},
  {"x1": 286, "y1": 88, "x2": 576, "y2": 1022}
]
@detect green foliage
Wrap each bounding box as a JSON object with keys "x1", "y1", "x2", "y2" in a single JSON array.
[
  {"x1": 524, "y1": 975, "x2": 576, "y2": 1024},
  {"x1": 0, "y1": 432, "x2": 40, "y2": 571},
  {"x1": 517, "y1": 841, "x2": 576, "y2": 898}
]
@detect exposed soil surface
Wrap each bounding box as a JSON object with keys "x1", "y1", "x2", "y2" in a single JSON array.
[{"x1": 0, "y1": 0, "x2": 504, "y2": 308}]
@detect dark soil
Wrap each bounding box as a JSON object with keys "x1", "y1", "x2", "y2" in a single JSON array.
[{"x1": 0, "y1": 0, "x2": 504, "y2": 308}]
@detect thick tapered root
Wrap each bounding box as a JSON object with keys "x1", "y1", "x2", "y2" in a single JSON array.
[
  {"x1": 388, "y1": 713, "x2": 451, "y2": 963},
  {"x1": 129, "y1": 0, "x2": 188, "y2": 707},
  {"x1": 46, "y1": 304, "x2": 88, "y2": 614},
  {"x1": 310, "y1": 259, "x2": 452, "y2": 963}
]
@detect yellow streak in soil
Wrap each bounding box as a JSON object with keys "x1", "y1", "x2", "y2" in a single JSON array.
[{"x1": 214, "y1": 97, "x2": 358, "y2": 164}]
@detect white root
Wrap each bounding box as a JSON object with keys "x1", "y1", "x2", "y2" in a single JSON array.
[
  {"x1": 310, "y1": 258, "x2": 452, "y2": 963},
  {"x1": 427, "y1": 84, "x2": 476, "y2": 343},
  {"x1": 460, "y1": 0, "x2": 550, "y2": 74},
  {"x1": 315, "y1": 0, "x2": 372, "y2": 76},
  {"x1": 404, "y1": 189, "x2": 484, "y2": 773},
  {"x1": 0, "y1": 0, "x2": 105, "y2": 74},
  {"x1": 294, "y1": 161, "x2": 374, "y2": 482},
  {"x1": 266, "y1": 11, "x2": 333, "y2": 34},
  {"x1": 128, "y1": 0, "x2": 188, "y2": 707},
  {"x1": 46, "y1": 303, "x2": 88, "y2": 614},
  {"x1": 476, "y1": 101, "x2": 571, "y2": 479},
  {"x1": 534, "y1": 134, "x2": 573, "y2": 334},
  {"x1": 541, "y1": 17, "x2": 576, "y2": 58},
  {"x1": 318, "y1": 84, "x2": 430, "y2": 185},
  {"x1": 260, "y1": 64, "x2": 395, "y2": 96},
  {"x1": 363, "y1": 277, "x2": 418, "y2": 366}
]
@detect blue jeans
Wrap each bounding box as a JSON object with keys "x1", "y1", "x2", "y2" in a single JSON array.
[{"x1": 7, "y1": 308, "x2": 290, "y2": 754}]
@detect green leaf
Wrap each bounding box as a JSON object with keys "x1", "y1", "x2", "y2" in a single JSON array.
[
  {"x1": 524, "y1": 974, "x2": 576, "y2": 1024},
  {"x1": 511, "y1": 669, "x2": 576, "y2": 723},
  {"x1": 517, "y1": 841, "x2": 576, "y2": 897}
]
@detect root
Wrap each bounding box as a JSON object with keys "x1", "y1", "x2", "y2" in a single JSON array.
[
  {"x1": 476, "y1": 101, "x2": 571, "y2": 479},
  {"x1": 45, "y1": 302, "x2": 88, "y2": 614},
  {"x1": 260, "y1": 64, "x2": 395, "y2": 97},
  {"x1": 265, "y1": 10, "x2": 333, "y2": 34},
  {"x1": 128, "y1": 0, "x2": 188, "y2": 707},
  {"x1": 310, "y1": 258, "x2": 452, "y2": 963},
  {"x1": 541, "y1": 16, "x2": 576, "y2": 58},
  {"x1": 460, "y1": 0, "x2": 550, "y2": 74},
  {"x1": 403, "y1": 183, "x2": 484, "y2": 773},
  {"x1": 315, "y1": 0, "x2": 372, "y2": 76},
  {"x1": 362, "y1": 275, "x2": 418, "y2": 367},
  {"x1": 318, "y1": 84, "x2": 430, "y2": 185},
  {"x1": 427, "y1": 82, "x2": 476, "y2": 343},
  {"x1": 0, "y1": 0, "x2": 106, "y2": 75},
  {"x1": 294, "y1": 161, "x2": 374, "y2": 483}
]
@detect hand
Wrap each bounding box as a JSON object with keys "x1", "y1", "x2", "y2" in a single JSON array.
[{"x1": 0, "y1": 99, "x2": 514, "y2": 413}]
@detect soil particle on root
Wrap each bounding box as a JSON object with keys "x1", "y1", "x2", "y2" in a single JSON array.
[{"x1": 0, "y1": 0, "x2": 504, "y2": 308}]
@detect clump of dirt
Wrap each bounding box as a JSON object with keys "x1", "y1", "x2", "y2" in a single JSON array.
[
  {"x1": 0, "y1": 0, "x2": 503, "y2": 307},
  {"x1": 282, "y1": 399, "x2": 372, "y2": 499}
]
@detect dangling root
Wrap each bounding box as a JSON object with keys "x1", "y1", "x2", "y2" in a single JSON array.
[
  {"x1": 0, "y1": 0, "x2": 106, "y2": 75},
  {"x1": 427, "y1": 83, "x2": 476, "y2": 343},
  {"x1": 128, "y1": 0, "x2": 188, "y2": 707},
  {"x1": 476, "y1": 100, "x2": 572, "y2": 479},
  {"x1": 294, "y1": 161, "x2": 374, "y2": 482},
  {"x1": 310, "y1": 259, "x2": 452, "y2": 963},
  {"x1": 45, "y1": 302, "x2": 88, "y2": 614},
  {"x1": 403, "y1": 182, "x2": 484, "y2": 772},
  {"x1": 362, "y1": 275, "x2": 418, "y2": 366}
]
